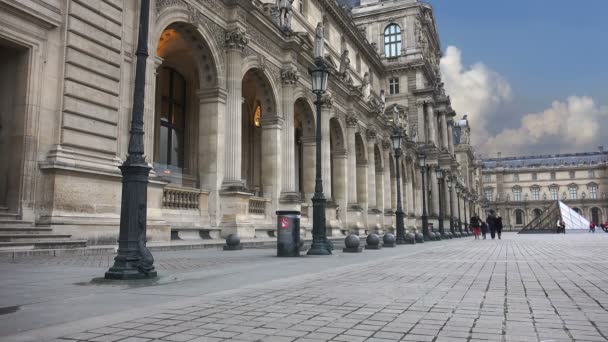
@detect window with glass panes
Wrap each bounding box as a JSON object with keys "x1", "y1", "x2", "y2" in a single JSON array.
[
  {"x1": 514, "y1": 189, "x2": 521, "y2": 201},
  {"x1": 569, "y1": 186, "x2": 577, "y2": 200},
  {"x1": 532, "y1": 187, "x2": 540, "y2": 200},
  {"x1": 157, "y1": 67, "x2": 186, "y2": 168},
  {"x1": 551, "y1": 172, "x2": 556, "y2": 180},
  {"x1": 485, "y1": 189, "x2": 493, "y2": 201},
  {"x1": 550, "y1": 187, "x2": 558, "y2": 200},
  {"x1": 384, "y1": 24, "x2": 402, "y2": 57},
  {"x1": 513, "y1": 174, "x2": 519, "y2": 181},
  {"x1": 590, "y1": 185, "x2": 598, "y2": 199},
  {"x1": 389, "y1": 77, "x2": 399, "y2": 94},
  {"x1": 532, "y1": 173, "x2": 537, "y2": 181}
]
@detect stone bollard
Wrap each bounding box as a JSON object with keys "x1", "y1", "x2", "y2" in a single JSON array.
[
  {"x1": 405, "y1": 232, "x2": 416, "y2": 244},
  {"x1": 429, "y1": 232, "x2": 436, "y2": 241},
  {"x1": 365, "y1": 234, "x2": 382, "y2": 250},
  {"x1": 382, "y1": 234, "x2": 396, "y2": 247},
  {"x1": 342, "y1": 234, "x2": 363, "y2": 253},
  {"x1": 223, "y1": 234, "x2": 242, "y2": 251},
  {"x1": 415, "y1": 232, "x2": 425, "y2": 243}
]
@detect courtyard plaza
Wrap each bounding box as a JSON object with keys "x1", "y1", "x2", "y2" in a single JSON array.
[{"x1": 1, "y1": 233, "x2": 607, "y2": 342}]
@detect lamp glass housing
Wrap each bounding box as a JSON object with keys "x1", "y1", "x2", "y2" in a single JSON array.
[
  {"x1": 447, "y1": 177, "x2": 452, "y2": 188},
  {"x1": 418, "y1": 154, "x2": 426, "y2": 168},
  {"x1": 435, "y1": 168, "x2": 444, "y2": 179},
  {"x1": 391, "y1": 130, "x2": 402, "y2": 150},
  {"x1": 311, "y1": 66, "x2": 328, "y2": 93}
]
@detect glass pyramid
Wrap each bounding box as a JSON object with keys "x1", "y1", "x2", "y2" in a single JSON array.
[{"x1": 519, "y1": 201, "x2": 590, "y2": 234}]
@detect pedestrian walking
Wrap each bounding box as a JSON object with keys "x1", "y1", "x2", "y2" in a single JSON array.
[
  {"x1": 560, "y1": 219, "x2": 566, "y2": 234},
  {"x1": 480, "y1": 220, "x2": 488, "y2": 240},
  {"x1": 496, "y1": 215, "x2": 503, "y2": 239},
  {"x1": 487, "y1": 212, "x2": 497, "y2": 239},
  {"x1": 471, "y1": 214, "x2": 481, "y2": 240},
  {"x1": 589, "y1": 221, "x2": 596, "y2": 233}
]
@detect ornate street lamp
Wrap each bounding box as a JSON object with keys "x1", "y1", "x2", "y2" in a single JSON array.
[
  {"x1": 105, "y1": 0, "x2": 156, "y2": 280},
  {"x1": 456, "y1": 183, "x2": 462, "y2": 234},
  {"x1": 307, "y1": 57, "x2": 331, "y2": 255},
  {"x1": 435, "y1": 167, "x2": 445, "y2": 239},
  {"x1": 418, "y1": 153, "x2": 429, "y2": 241},
  {"x1": 446, "y1": 174, "x2": 455, "y2": 236},
  {"x1": 392, "y1": 127, "x2": 410, "y2": 244}
]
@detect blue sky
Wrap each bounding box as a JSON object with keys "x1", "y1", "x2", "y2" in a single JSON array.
[{"x1": 429, "y1": 0, "x2": 608, "y2": 155}]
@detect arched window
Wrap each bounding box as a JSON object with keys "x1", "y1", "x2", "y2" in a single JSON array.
[
  {"x1": 515, "y1": 209, "x2": 525, "y2": 225},
  {"x1": 384, "y1": 24, "x2": 402, "y2": 58},
  {"x1": 157, "y1": 67, "x2": 186, "y2": 169}
]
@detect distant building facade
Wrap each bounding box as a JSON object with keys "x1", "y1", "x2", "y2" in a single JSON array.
[
  {"x1": 481, "y1": 148, "x2": 608, "y2": 229},
  {"x1": 0, "y1": 0, "x2": 481, "y2": 245}
]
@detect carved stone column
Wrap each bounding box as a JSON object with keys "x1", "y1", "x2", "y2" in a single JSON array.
[
  {"x1": 346, "y1": 115, "x2": 358, "y2": 205},
  {"x1": 261, "y1": 115, "x2": 283, "y2": 220},
  {"x1": 279, "y1": 67, "x2": 300, "y2": 207},
  {"x1": 223, "y1": 28, "x2": 248, "y2": 188},
  {"x1": 439, "y1": 111, "x2": 449, "y2": 151},
  {"x1": 427, "y1": 101, "x2": 437, "y2": 147},
  {"x1": 219, "y1": 28, "x2": 252, "y2": 238},
  {"x1": 382, "y1": 142, "x2": 393, "y2": 231},
  {"x1": 366, "y1": 130, "x2": 377, "y2": 210},
  {"x1": 321, "y1": 94, "x2": 333, "y2": 200},
  {"x1": 447, "y1": 117, "x2": 455, "y2": 155},
  {"x1": 416, "y1": 100, "x2": 426, "y2": 143}
]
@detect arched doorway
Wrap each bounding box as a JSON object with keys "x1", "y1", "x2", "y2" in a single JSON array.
[
  {"x1": 515, "y1": 209, "x2": 525, "y2": 225},
  {"x1": 0, "y1": 39, "x2": 28, "y2": 213},
  {"x1": 330, "y1": 118, "x2": 347, "y2": 209},
  {"x1": 591, "y1": 207, "x2": 601, "y2": 223},
  {"x1": 355, "y1": 133, "x2": 367, "y2": 208},
  {"x1": 241, "y1": 68, "x2": 277, "y2": 197},
  {"x1": 573, "y1": 207, "x2": 582, "y2": 215},
  {"x1": 294, "y1": 98, "x2": 315, "y2": 199},
  {"x1": 154, "y1": 23, "x2": 218, "y2": 187}
]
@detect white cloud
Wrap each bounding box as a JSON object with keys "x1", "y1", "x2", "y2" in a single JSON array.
[
  {"x1": 440, "y1": 46, "x2": 608, "y2": 156},
  {"x1": 440, "y1": 46, "x2": 512, "y2": 145},
  {"x1": 485, "y1": 96, "x2": 608, "y2": 155}
]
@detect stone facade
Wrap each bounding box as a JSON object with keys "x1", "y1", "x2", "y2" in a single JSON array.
[
  {"x1": 481, "y1": 148, "x2": 608, "y2": 229},
  {"x1": 0, "y1": 0, "x2": 481, "y2": 245}
]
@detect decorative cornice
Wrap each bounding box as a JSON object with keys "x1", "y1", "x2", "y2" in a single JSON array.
[{"x1": 225, "y1": 27, "x2": 249, "y2": 51}]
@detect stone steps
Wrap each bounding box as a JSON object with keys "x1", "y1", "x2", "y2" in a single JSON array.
[
  {"x1": 0, "y1": 239, "x2": 87, "y2": 249},
  {"x1": 0, "y1": 227, "x2": 54, "y2": 234},
  {"x1": 0, "y1": 233, "x2": 74, "y2": 241}
]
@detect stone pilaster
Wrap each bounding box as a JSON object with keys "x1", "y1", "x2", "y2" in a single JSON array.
[
  {"x1": 366, "y1": 129, "x2": 377, "y2": 209},
  {"x1": 447, "y1": 117, "x2": 455, "y2": 155},
  {"x1": 382, "y1": 142, "x2": 393, "y2": 211},
  {"x1": 223, "y1": 27, "x2": 248, "y2": 188},
  {"x1": 261, "y1": 115, "x2": 283, "y2": 218},
  {"x1": 430, "y1": 167, "x2": 440, "y2": 217}
]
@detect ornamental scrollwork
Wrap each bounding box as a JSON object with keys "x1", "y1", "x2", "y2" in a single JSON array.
[
  {"x1": 225, "y1": 28, "x2": 249, "y2": 51},
  {"x1": 366, "y1": 129, "x2": 377, "y2": 141},
  {"x1": 281, "y1": 67, "x2": 300, "y2": 85}
]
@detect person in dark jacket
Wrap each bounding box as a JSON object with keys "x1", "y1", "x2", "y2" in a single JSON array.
[
  {"x1": 496, "y1": 215, "x2": 503, "y2": 239},
  {"x1": 480, "y1": 220, "x2": 488, "y2": 240},
  {"x1": 471, "y1": 215, "x2": 481, "y2": 239},
  {"x1": 487, "y1": 212, "x2": 497, "y2": 239}
]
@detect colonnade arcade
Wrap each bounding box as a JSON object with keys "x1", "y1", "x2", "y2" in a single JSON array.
[{"x1": 145, "y1": 8, "x2": 470, "y2": 240}]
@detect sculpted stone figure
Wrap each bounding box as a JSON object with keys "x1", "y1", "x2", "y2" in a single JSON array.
[
  {"x1": 339, "y1": 49, "x2": 350, "y2": 75},
  {"x1": 278, "y1": 0, "x2": 294, "y2": 29},
  {"x1": 314, "y1": 22, "x2": 324, "y2": 59},
  {"x1": 361, "y1": 72, "x2": 371, "y2": 99}
]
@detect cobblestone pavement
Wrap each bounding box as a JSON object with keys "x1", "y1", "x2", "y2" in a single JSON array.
[{"x1": 4, "y1": 233, "x2": 608, "y2": 342}]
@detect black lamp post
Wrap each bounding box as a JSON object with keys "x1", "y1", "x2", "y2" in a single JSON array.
[
  {"x1": 447, "y1": 175, "x2": 455, "y2": 236},
  {"x1": 463, "y1": 192, "x2": 469, "y2": 234},
  {"x1": 456, "y1": 184, "x2": 462, "y2": 234},
  {"x1": 392, "y1": 128, "x2": 407, "y2": 244},
  {"x1": 418, "y1": 154, "x2": 429, "y2": 241},
  {"x1": 105, "y1": 0, "x2": 156, "y2": 280},
  {"x1": 307, "y1": 57, "x2": 331, "y2": 256},
  {"x1": 435, "y1": 168, "x2": 445, "y2": 238}
]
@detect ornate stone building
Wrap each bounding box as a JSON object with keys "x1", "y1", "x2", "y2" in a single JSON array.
[
  {"x1": 481, "y1": 148, "x2": 608, "y2": 229},
  {"x1": 0, "y1": 0, "x2": 481, "y2": 246}
]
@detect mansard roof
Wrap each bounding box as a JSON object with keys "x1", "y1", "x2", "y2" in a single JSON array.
[{"x1": 482, "y1": 151, "x2": 608, "y2": 169}]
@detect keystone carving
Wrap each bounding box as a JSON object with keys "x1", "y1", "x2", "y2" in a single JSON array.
[
  {"x1": 225, "y1": 28, "x2": 248, "y2": 51},
  {"x1": 280, "y1": 67, "x2": 300, "y2": 85}
]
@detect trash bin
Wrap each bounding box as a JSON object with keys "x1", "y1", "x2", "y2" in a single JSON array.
[{"x1": 276, "y1": 210, "x2": 301, "y2": 257}]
